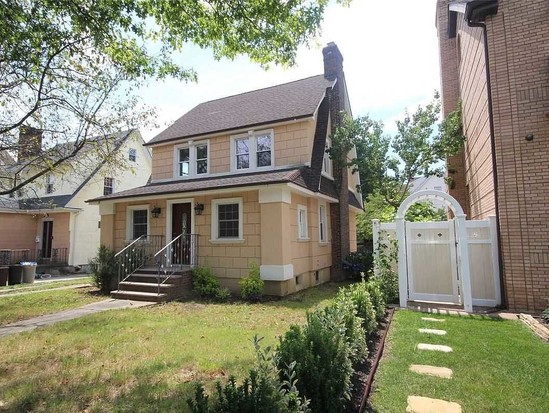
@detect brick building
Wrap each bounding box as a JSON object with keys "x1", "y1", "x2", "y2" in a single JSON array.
[{"x1": 436, "y1": 0, "x2": 549, "y2": 311}]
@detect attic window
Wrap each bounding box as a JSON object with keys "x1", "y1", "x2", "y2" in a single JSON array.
[
  {"x1": 46, "y1": 174, "x2": 54, "y2": 194},
  {"x1": 129, "y1": 148, "x2": 137, "y2": 162},
  {"x1": 231, "y1": 130, "x2": 274, "y2": 172},
  {"x1": 175, "y1": 141, "x2": 209, "y2": 178},
  {"x1": 103, "y1": 177, "x2": 114, "y2": 195},
  {"x1": 322, "y1": 137, "x2": 332, "y2": 175}
]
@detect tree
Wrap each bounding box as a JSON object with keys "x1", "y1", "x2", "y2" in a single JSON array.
[{"x1": 0, "y1": 0, "x2": 346, "y2": 196}]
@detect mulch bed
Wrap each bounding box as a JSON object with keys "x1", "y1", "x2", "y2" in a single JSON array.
[{"x1": 347, "y1": 307, "x2": 395, "y2": 413}]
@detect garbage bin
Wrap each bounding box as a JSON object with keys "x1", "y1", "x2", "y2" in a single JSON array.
[
  {"x1": 0, "y1": 266, "x2": 8, "y2": 286},
  {"x1": 8, "y1": 264, "x2": 23, "y2": 285},
  {"x1": 21, "y1": 262, "x2": 37, "y2": 283}
]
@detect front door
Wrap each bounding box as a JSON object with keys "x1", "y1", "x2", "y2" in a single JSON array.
[
  {"x1": 42, "y1": 220, "x2": 53, "y2": 259},
  {"x1": 172, "y1": 203, "x2": 192, "y2": 265}
]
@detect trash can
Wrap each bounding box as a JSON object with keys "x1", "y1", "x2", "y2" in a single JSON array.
[
  {"x1": 8, "y1": 264, "x2": 23, "y2": 285},
  {"x1": 0, "y1": 266, "x2": 8, "y2": 287},
  {"x1": 21, "y1": 262, "x2": 37, "y2": 283}
]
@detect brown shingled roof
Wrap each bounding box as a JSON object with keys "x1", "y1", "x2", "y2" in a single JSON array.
[{"x1": 146, "y1": 75, "x2": 335, "y2": 145}]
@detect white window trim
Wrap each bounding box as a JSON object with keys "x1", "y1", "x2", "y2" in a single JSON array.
[
  {"x1": 173, "y1": 139, "x2": 210, "y2": 178},
  {"x1": 319, "y1": 202, "x2": 329, "y2": 244},
  {"x1": 103, "y1": 177, "x2": 114, "y2": 196},
  {"x1": 322, "y1": 137, "x2": 332, "y2": 178},
  {"x1": 230, "y1": 129, "x2": 274, "y2": 173},
  {"x1": 128, "y1": 148, "x2": 137, "y2": 162},
  {"x1": 210, "y1": 197, "x2": 244, "y2": 243},
  {"x1": 297, "y1": 204, "x2": 309, "y2": 240},
  {"x1": 126, "y1": 205, "x2": 150, "y2": 241},
  {"x1": 46, "y1": 174, "x2": 54, "y2": 194}
]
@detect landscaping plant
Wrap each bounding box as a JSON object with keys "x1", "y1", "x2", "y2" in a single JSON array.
[
  {"x1": 542, "y1": 307, "x2": 549, "y2": 324},
  {"x1": 239, "y1": 262, "x2": 264, "y2": 302},
  {"x1": 336, "y1": 282, "x2": 378, "y2": 336},
  {"x1": 192, "y1": 266, "x2": 231, "y2": 301},
  {"x1": 88, "y1": 244, "x2": 118, "y2": 294}
]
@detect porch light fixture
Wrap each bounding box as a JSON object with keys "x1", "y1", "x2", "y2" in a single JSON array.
[
  {"x1": 194, "y1": 203, "x2": 204, "y2": 215},
  {"x1": 151, "y1": 206, "x2": 161, "y2": 218}
]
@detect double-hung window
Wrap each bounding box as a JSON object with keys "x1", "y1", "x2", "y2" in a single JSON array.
[
  {"x1": 103, "y1": 177, "x2": 114, "y2": 195},
  {"x1": 211, "y1": 198, "x2": 244, "y2": 242},
  {"x1": 176, "y1": 141, "x2": 209, "y2": 178},
  {"x1": 128, "y1": 148, "x2": 137, "y2": 162},
  {"x1": 322, "y1": 137, "x2": 332, "y2": 175},
  {"x1": 297, "y1": 205, "x2": 308, "y2": 240},
  {"x1": 46, "y1": 174, "x2": 54, "y2": 194},
  {"x1": 319, "y1": 203, "x2": 328, "y2": 243},
  {"x1": 231, "y1": 130, "x2": 273, "y2": 172}
]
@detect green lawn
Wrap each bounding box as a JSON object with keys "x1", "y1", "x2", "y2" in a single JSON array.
[
  {"x1": 0, "y1": 283, "x2": 338, "y2": 413},
  {"x1": 369, "y1": 309, "x2": 549, "y2": 413},
  {"x1": 0, "y1": 276, "x2": 92, "y2": 294},
  {"x1": 0, "y1": 285, "x2": 104, "y2": 326}
]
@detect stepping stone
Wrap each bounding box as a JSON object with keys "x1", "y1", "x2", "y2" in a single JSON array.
[
  {"x1": 406, "y1": 395, "x2": 462, "y2": 413},
  {"x1": 421, "y1": 317, "x2": 446, "y2": 322},
  {"x1": 417, "y1": 343, "x2": 453, "y2": 352},
  {"x1": 409, "y1": 364, "x2": 453, "y2": 379},
  {"x1": 419, "y1": 328, "x2": 447, "y2": 335}
]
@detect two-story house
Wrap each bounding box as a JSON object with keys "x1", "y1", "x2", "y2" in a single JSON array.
[
  {"x1": 0, "y1": 129, "x2": 152, "y2": 269},
  {"x1": 91, "y1": 43, "x2": 362, "y2": 299}
]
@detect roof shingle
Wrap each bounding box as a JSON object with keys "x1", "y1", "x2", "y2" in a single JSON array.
[{"x1": 147, "y1": 75, "x2": 334, "y2": 145}]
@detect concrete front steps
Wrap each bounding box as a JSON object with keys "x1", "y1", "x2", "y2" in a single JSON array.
[{"x1": 111, "y1": 267, "x2": 193, "y2": 302}]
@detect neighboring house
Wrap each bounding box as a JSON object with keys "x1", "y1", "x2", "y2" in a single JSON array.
[
  {"x1": 0, "y1": 129, "x2": 152, "y2": 267},
  {"x1": 409, "y1": 176, "x2": 448, "y2": 210},
  {"x1": 436, "y1": 0, "x2": 549, "y2": 311},
  {"x1": 90, "y1": 43, "x2": 362, "y2": 297}
]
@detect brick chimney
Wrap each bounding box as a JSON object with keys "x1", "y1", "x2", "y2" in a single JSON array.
[
  {"x1": 18, "y1": 126, "x2": 43, "y2": 162},
  {"x1": 322, "y1": 42, "x2": 351, "y2": 281}
]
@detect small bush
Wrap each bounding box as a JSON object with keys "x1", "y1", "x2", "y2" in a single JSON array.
[
  {"x1": 192, "y1": 267, "x2": 230, "y2": 301},
  {"x1": 327, "y1": 298, "x2": 368, "y2": 364},
  {"x1": 187, "y1": 336, "x2": 310, "y2": 413},
  {"x1": 337, "y1": 282, "x2": 378, "y2": 337},
  {"x1": 240, "y1": 262, "x2": 264, "y2": 302},
  {"x1": 365, "y1": 279, "x2": 386, "y2": 322},
  {"x1": 277, "y1": 307, "x2": 357, "y2": 413},
  {"x1": 542, "y1": 307, "x2": 549, "y2": 324},
  {"x1": 88, "y1": 244, "x2": 118, "y2": 294},
  {"x1": 342, "y1": 250, "x2": 373, "y2": 280}
]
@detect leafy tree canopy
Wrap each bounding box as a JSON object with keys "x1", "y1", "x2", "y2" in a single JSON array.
[{"x1": 0, "y1": 0, "x2": 347, "y2": 196}]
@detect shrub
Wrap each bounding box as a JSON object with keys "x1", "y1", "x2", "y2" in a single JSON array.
[
  {"x1": 88, "y1": 244, "x2": 118, "y2": 294},
  {"x1": 327, "y1": 298, "x2": 368, "y2": 364},
  {"x1": 342, "y1": 250, "x2": 373, "y2": 281},
  {"x1": 337, "y1": 282, "x2": 378, "y2": 337},
  {"x1": 277, "y1": 308, "x2": 356, "y2": 413},
  {"x1": 373, "y1": 239, "x2": 399, "y2": 304},
  {"x1": 239, "y1": 262, "x2": 264, "y2": 302},
  {"x1": 187, "y1": 336, "x2": 310, "y2": 413},
  {"x1": 542, "y1": 307, "x2": 549, "y2": 324},
  {"x1": 365, "y1": 279, "x2": 386, "y2": 322},
  {"x1": 192, "y1": 267, "x2": 230, "y2": 301}
]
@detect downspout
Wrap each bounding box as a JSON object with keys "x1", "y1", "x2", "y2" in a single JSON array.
[{"x1": 466, "y1": 12, "x2": 506, "y2": 308}]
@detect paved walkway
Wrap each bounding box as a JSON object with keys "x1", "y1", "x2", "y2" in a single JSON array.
[{"x1": 0, "y1": 299, "x2": 155, "y2": 338}]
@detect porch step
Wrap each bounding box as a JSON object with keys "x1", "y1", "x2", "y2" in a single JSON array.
[
  {"x1": 119, "y1": 281, "x2": 176, "y2": 294},
  {"x1": 111, "y1": 290, "x2": 168, "y2": 302}
]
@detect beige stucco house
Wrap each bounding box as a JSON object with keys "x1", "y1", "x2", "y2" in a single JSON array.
[
  {"x1": 436, "y1": 0, "x2": 549, "y2": 311},
  {"x1": 0, "y1": 129, "x2": 152, "y2": 268},
  {"x1": 90, "y1": 43, "x2": 362, "y2": 298}
]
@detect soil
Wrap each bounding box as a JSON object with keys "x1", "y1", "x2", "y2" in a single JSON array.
[{"x1": 347, "y1": 308, "x2": 394, "y2": 413}]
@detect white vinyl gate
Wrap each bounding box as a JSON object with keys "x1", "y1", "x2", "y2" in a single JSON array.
[{"x1": 373, "y1": 190, "x2": 501, "y2": 313}]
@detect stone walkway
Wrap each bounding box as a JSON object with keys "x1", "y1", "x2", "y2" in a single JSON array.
[
  {"x1": 0, "y1": 299, "x2": 155, "y2": 338},
  {"x1": 406, "y1": 316, "x2": 463, "y2": 413}
]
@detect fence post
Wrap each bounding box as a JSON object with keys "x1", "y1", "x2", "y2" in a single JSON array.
[
  {"x1": 372, "y1": 219, "x2": 380, "y2": 276},
  {"x1": 396, "y1": 217, "x2": 408, "y2": 309},
  {"x1": 488, "y1": 216, "x2": 502, "y2": 306},
  {"x1": 456, "y1": 214, "x2": 473, "y2": 312}
]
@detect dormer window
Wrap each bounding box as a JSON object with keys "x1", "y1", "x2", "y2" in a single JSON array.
[
  {"x1": 174, "y1": 141, "x2": 209, "y2": 178},
  {"x1": 231, "y1": 130, "x2": 274, "y2": 172}
]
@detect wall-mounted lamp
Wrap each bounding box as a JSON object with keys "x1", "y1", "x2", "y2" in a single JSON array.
[
  {"x1": 194, "y1": 203, "x2": 204, "y2": 215},
  {"x1": 151, "y1": 206, "x2": 161, "y2": 218}
]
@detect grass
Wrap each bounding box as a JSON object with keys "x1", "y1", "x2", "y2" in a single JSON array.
[
  {"x1": 0, "y1": 276, "x2": 92, "y2": 294},
  {"x1": 368, "y1": 309, "x2": 549, "y2": 413},
  {"x1": 0, "y1": 282, "x2": 339, "y2": 412},
  {"x1": 0, "y1": 285, "x2": 104, "y2": 326}
]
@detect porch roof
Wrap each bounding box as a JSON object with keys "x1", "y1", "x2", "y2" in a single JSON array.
[{"x1": 87, "y1": 167, "x2": 362, "y2": 209}]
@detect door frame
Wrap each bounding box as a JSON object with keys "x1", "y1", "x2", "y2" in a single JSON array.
[
  {"x1": 41, "y1": 218, "x2": 54, "y2": 259},
  {"x1": 165, "y1": 198, "x2": 195, "y2": 243}
]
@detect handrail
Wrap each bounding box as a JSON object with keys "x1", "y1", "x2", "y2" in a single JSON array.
[
  {"x1": 115, "y1": 235, "x2": 146, "y2": 258},
  {"x1": 154, "y1": 234, "x2": 182, "y2": 258}
]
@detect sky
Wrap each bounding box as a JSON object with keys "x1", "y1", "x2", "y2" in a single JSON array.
[{"x1": 138, "y1": 0, "x2": 441, "y2": 142}]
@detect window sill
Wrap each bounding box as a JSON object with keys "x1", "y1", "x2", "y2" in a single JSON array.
[
  {"x1": 319, "y1": 241, "x2": 330, "y2": 246},
  {"x1": 209, "y1": 238, "x2": 246, "y2": 244},
  {"x1": 297, "y1": 238, "x2": 310, "y2": 242}
]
